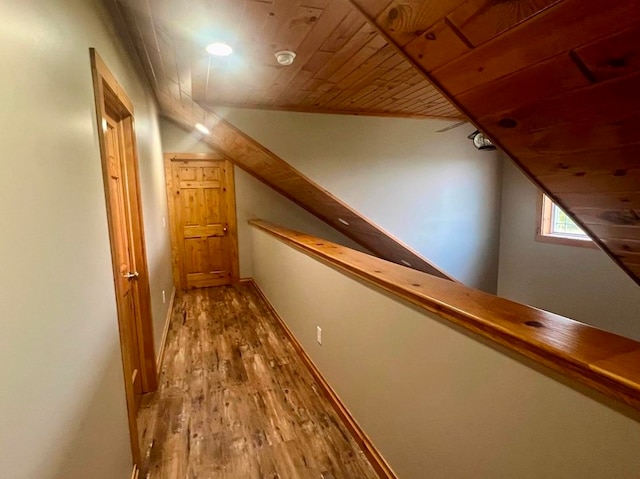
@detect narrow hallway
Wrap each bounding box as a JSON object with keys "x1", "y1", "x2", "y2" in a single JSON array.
[{"x1": 138, "y1": 283, "x2": 379, "y2": 478}]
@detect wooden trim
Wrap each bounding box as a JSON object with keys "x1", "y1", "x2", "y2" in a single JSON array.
[
  {"x1": 90, "y1": 48, "x2": 159, "y2": 468},
  {"x1": 246, "y1": 278, "x2": 398, "y2": 479},
  {"x1": 156, "y1": 287, "x2": 176, "y2": 372},
  {"x1": 163, "y1": 155, "x2": 181, "y2": 289},
  {"x1": 164, "y1": 152, "x2": 223, "y2": 161},
  {"x1": 250, "y1": 219, "x2": 640, "y2": 412},
  {"x1": 92, "y1": 48, "x2": 134, "y2": 115},
  {"x1": 224, "y1": 160, "x2": 240, "y2": 283},
  {"x1": 536, "y1": 192, "x2": 598, "y2": 250},
  {"x1": 536, "y1": 233, "x2": 599, "y2": 249},
  {"x1": 91, "y1": 49, "x2": 157, "y2": 390},
  {"x1": 121, "y1": 115, "x2": 159, "y2": 391}
]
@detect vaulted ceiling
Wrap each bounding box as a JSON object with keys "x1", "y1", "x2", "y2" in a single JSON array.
[
  {"x1": 108, "y1": 0, "x2": 640, "y2": 287},
  {"x1": 348, "y1": 0, "x2": 640, "y2": 286}
]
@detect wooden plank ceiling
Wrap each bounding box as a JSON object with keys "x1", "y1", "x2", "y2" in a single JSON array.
[
  {"x1": 112, "y1": 0, "x2": 460, "y2": 118},
  {"x1": 346, "y1": 0, "x2": 640, "y2": 287},
  {"x1": 108, "y1": 0, "x2": 640, "y2": 288}
]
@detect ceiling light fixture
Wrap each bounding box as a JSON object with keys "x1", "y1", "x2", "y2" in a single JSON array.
[
  {"x1": 275, "y1": 50, "x2": 296, "y2": 66},
  {"x1": 467, "y1": 130, "x2": 496, "y2": 151},
  {"x1": 206, "y1": 42, "x2": 233, "y2": 56},
  {"x1": 195, "y1": 123, "x2": 210, "y2": 135}
]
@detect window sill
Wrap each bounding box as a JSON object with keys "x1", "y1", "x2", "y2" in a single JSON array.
[{"x1": 535, "y1": 232, "x2": 598, "y2": 249}]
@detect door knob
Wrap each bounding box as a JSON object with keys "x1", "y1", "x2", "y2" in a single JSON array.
[
  {"x1": 223, "y1": 226, "x2": 228, "y2": 233},
  {"x1": 123, "y1": 271, "x2": 139, "y2": 280}
]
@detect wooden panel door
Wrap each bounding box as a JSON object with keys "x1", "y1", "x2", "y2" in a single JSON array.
[
  {"x1": 166, "y1": 154, "x2": 239, "y2": 290},
  {"x1": 104, "y1": 113, "x2": 144, "y2": 410}
]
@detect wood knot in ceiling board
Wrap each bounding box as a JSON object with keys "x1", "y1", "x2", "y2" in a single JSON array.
[
  {"x1": 524, "y1": 320, "x2": 544, "y2": 328},
  {"x1": 291, "y1": 13, "x2": 319, "y2": 27},
  {"x1": 382, "y1": 4, "x2": 413, "y2": 33},
  {"x1": 498, "y1": 118, "x2": 518, "y2": 128},
  {"x1": 607, "y1": 56, "x2": 630, "y2": 69},
  {"x1": 601, "y1": 210, "x2": 640, "y2": 226}
]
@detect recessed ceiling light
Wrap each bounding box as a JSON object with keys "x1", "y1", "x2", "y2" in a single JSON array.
[
  {"x1": 275, "y1": 50, "x2": 296, "y2": 66},
  {"x1": 195, "y1": 123, "x2": 210, "y2": 135},
  {"x1": 206, "y1": 42, "x2": 233, "y2": 56}
]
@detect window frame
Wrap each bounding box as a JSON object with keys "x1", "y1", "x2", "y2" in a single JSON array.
[{"x1": 535, "y1": 193, "x2": 597, "y2": 249}]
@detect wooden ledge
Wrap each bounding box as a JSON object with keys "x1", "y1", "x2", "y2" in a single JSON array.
[{"x1": 250, "y1": 219, "x2": 640, "y2": 411}]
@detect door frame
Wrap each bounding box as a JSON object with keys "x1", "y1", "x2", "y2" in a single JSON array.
[
  {"x1": 89, "y1": 48, "x2": 157, "y2": 466},
  {"x1": 164, "y1": 153, "x2": 240, "y2": 290}
]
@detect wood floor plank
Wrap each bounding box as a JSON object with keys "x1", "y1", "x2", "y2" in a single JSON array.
[{"x1": 138, "y1": 283, "x2": 380, "y2": 478}]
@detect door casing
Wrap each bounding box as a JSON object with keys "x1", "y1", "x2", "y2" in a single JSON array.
[{"x1": 90, "y1": 48, "x2": 157, "y2": 467}]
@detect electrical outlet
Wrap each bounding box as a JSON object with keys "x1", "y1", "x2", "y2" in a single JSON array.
[
  {"x1": 316, "y1": 326, "x2": 322, "y2": 345},
  {"x1": 162, "y1": 290, "x2": 166, "y2": 304}
]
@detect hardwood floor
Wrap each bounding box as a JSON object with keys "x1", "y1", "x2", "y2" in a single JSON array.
[{"x1": 138, "y1": 282, "x2": 379, "y2": 479}]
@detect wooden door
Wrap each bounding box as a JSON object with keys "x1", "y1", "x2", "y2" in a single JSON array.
[
  {"x1": 91, "y1": 48, "x2": 158, "y2": 470},
  {"x1": 104, "y1": 112, "x2": 144, "y2": 410},
  {"x1": 165, "y1": 154, "x2": 239, "y2": 290}
]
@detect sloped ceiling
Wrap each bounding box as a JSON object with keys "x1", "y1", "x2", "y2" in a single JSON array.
[
  {"x1": 107, "y1": 0, "x2": 640, "y2": 287},
  {"x1": 106, "y1": 0, "x2": 457, "y2": 280},
  {"x1": 347, "y1": 0, "x2": 640, "y2": 287}
]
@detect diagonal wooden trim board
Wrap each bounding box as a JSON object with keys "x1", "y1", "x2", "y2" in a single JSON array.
[
  {"x1": 156, "y1": 287, "x2": 176, "y2": 374},
  {"x1": 105, "y1": 0, "x2": 452, "y2": 281},
  {"x1": 246, "y1": 278, "x2": 398, "y2": 479},
  {"x1": 161, "y1": 113, "x2": 455, "y2": 281}
]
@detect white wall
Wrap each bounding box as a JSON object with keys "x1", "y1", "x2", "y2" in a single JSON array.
[
  {"x1": 251, "y1": 225, "x2": 640, "y2": 479},
  {"x1": 498, "y1": 158, "x2": 640, "y2": 341},
  {"x1": 159, "y1": 118, "x2": 365, "y2": 279},
  {"x1": 214, "y1": 108, "x2": 502, "y2": 292},
  {"x1": 0, "y1": 1, "x2": 172, "y2": 477}
]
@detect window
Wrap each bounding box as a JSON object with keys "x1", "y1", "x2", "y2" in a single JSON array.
[{"x1": 536, "y1": 194, "x2": 596, "y2": 248}]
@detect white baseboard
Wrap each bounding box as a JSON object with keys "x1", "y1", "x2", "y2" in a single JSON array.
[{"x1": 156, "y1": 287, "x2": 176, "y2": 373}]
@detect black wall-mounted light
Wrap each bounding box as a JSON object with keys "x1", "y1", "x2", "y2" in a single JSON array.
[{"x1": 467, "y1": 130, "x2": 496, "y2": 151}]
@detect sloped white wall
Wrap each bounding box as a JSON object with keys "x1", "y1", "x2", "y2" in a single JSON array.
[
  {"x1": 214, "y1": 108, "x2": 502, "y2": 293},
  {"x1": 0, "y1": 0, "x2": 173, "y2": 477}
]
